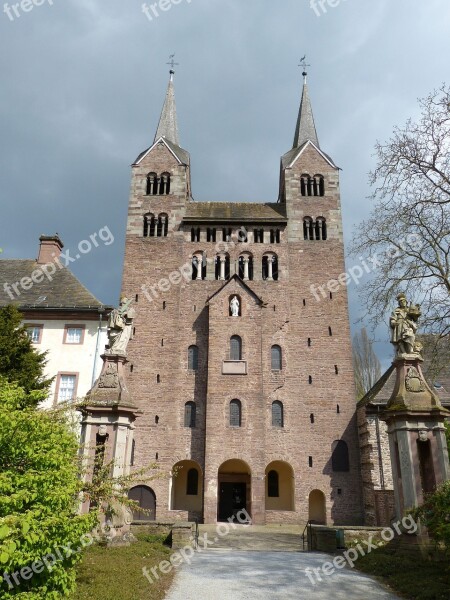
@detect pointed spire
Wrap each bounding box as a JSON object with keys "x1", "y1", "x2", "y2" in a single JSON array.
[
  {"x1": 293, "y1": 70, "x2": 319, "y2": 149},
  {"x1": 154, "y1": 68, "x2": 180, "y2": 146}
]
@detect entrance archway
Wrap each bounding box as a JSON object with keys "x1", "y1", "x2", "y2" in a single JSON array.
[
  {"x1": 128, "y1": 486, "x2": 156, "y2": 521},
  {"x1": 218, "y1": 459, "x2": 251, "y2": 522},
  {"x1": 308, "y1": 489, "x2": 326, "y2": 524}
]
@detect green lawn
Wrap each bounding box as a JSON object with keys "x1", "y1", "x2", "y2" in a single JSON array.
[
  {"x1": 355, "y1": 545, "x2": 450, "y2": 600},
  {"x1": 71, "y1": 534, "x2": 175, "y2": 600}
]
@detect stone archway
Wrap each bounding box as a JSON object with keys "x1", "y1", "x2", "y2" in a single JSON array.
[
  {"x1": 171, "y1": 460, "x2": 203, "y2": 514},
  {"x1": 218, "y1": 459, "x2": 252, "y2": 522},
  {"x1": 309, "y1": 489, "x2": 326, "y2": 524},
  {"x1": 265, "y1": 461, "x2": 295, "y2": 511}
]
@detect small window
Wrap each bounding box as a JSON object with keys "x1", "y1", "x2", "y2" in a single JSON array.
[
  {"x1": 186, "y1": 468, "x2": 199, "y2": 495},
  {"x1": 144, "y1": 213, "x2": 156, "y2": 237},
  {"x1": 207, "y1": 228, "x2": 217, "y2": 242},
  {"x1": 267, "y1": 470, "x2": 279, "y2": 497},
  {"x1": 262, "y1": 254, "x2": 279, "y2": 281},
  {"x1": 57, "y1": 374, "x2": 77, "y2": 402},
  {"x1": 309, "y1": 456, "x2": 313, "y2": 468},
  {"x1": 130, "y1": 440, "x2": 136, "y2": 467},
  {"x1": 310, "y1": 413, "x2": 315, "y2": 424},
  {"x1": 230, "y1": 336, "x2": 242, "y2": 361},
  {"x1": 26, "y1": 325, "x2": 42, "y2": 344},
  {"x1": 272, "y1": 401, "x2": 284, "y2": 428},
  {"x1": 184, "y1": 402, "x2": 196, "y2": 428},
  {"x1": 65, "y1": 326, "x2": 84, "y2": 344},
  {"x1": 332, "y1": 440, "x2": 350, "y2": 472},
  {"x1": 230, "y1": 400, "x2": 242, "y2": 427},
  {"x1": 271, "y1": 345, "x2": 282, "y2": 371},
  {"x1": 188, "y1": 345, "x2": 199, "y2": 371},
  {"x1": 254, "y1": 229, "x2": 264, "y2": 243},
  {"x1": 146, "y1": 172, "x2": 158, "y2": 195},
  {"x1": 191, "y1": 228, "x2": 201, "y2": 242},
  {"x1": 222, "y1": 227, "x2": 232, "y2": 241}
]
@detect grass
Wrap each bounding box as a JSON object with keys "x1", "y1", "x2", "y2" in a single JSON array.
[
  {"x1": 354, "y1": 545, "x2": 450, "y2": 600},
  {"x1": 71, "y1": 534, "x2": 175, "y2": 600}
]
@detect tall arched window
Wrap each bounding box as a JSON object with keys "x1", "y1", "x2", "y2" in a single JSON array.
[
  {"x1": 267, "y1": 470, "x2": 279, "y2": 497},
  {"x1": 238, "y1": 254, "x2": 253, "y2": 281},
  {"x1": 160, "y1": 172, "x2": 171, "y2": 195},
  {"x1": 186, "y1": 468, "x2": 199, "y2": 495},
  {"x1": 332, "y1": 440, "x2": 350, "y2": 472},
  {"x1": 146, "y1": 172, "x2": 158, "y2": 195},
  {"x1": 188, "y1": 345, "x2": 199, "y2": 371},
  {"x1": 313, "y1": 174, "x2": 325, "y2": 197},
  {"x1": 215, "y1": 254, "x2": 230, "y2": 280},
  {"x1": 230, "y1": 336, "x2": 242, "y2": 361},
  {"x1": 315, "y1": 217, "x2": 327, "y2": 240},
  {"x1": 192, "y1": 254, "x2": 206, "y2": 280},
  {"x1": 271, "y1": 345, "x2": 282, "y2": 371},
  {"x1": 184, "y1": 401, "x2": 196, "y2": 428},
  {"x1": 230, "y1": 400, "x2": 242, "y2": 427},
  {"x1": 262, "y1": 254, "x2": 279, "y2": 281},
  {"x1": 303, "y1": 217, "x2": 314, "y2": 241},
  {"x1": 156, "y1": 213, "x2": 168, "y2": 238},
  {"x1": 143, "y1": 213, "x2": 155, "y2": 238},
  {"x1": 272, "y1": 401, "x2": 284, "y2": 428}
]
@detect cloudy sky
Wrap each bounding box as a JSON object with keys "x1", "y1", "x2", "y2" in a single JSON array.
[{"x1": 1, "y1": 0, "x2": 449, "y2": 366}]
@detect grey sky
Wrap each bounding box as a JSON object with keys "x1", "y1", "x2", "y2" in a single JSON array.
[{"x1": 1, "y1": 0, "x2": 449, "y2": 367}]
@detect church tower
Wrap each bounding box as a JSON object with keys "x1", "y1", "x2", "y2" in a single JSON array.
[{"x1": 120, "y1": 65, "x2": 363, "y2": 526}]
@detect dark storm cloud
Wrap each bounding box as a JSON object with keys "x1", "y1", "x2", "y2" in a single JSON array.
[{"x1": 1, "y1": 0, "x2": 449, "y2": 364}]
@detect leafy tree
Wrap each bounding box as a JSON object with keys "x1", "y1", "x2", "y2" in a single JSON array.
[
  {"x1": 0, "y1": 378, "x2": 96, "y2": 599},
  {"x1": 352, "y1": 328, "x2": 382, "y2": 400},
  {"x1": 351, "y1": 85, "x2": 450, "y2": 341},
  {"x1": 0, "y1": 305, "x2": 52, "y2": 405}
]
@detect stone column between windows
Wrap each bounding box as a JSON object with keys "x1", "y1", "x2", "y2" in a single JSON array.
[
  {"x1": 220, "y1": 256, "x2": 226, "y2": 280},
  {"x1": 243, "y1": 257, "x2": 249, "y2": 281},
  {"x1": 267, "y1": 256, "x2": 274, "y2": 281}
]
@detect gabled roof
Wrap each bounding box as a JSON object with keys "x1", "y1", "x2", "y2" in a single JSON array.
[
  {"x1": 0, "y1": 259, "x2": 105, "y2": 310},
  {"x1": 206, "y1": 274, "x2": 264, "y2": 307},
  {"x1": 281, "y1": 140, "x2": 337, "y2": 170},
  {"x1": 133, "y1": 136, "x2": 190, "y2": 167},
  {"x1": 183, "y1": 202, "x2": 287, "y2": 223}
]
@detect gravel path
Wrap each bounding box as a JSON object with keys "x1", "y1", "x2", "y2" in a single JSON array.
[{"x1": 164, "y1": 550, "x2": 401, "y2": 600}]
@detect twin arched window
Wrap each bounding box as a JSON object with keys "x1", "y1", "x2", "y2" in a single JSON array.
[
  {"x1": 144, "y1": 213, "x2": 168, "y2": 238},
  {"x1": 271, "y1": 345, "x2": 282, "y2": 371},
  {"x1": 192, "y1": 254, "x2": 206, "y2": 280},
  {"x1": 184, "y1": 401, "x2": 196, "y2": 428},
  {"x1": 301, "y1": 174, "x2": 325, "y2": 197},
  {"x1": 262, "y1": 254, "x2": 279, "y2": 281},
  {"x1": 230, "y1": 399, "x2": 242, "y2": 427},
  {"x1": 238, "y1": 254, "x2": 253, "y2": 281},
  {"x1": 303, "y1": 217, "x2": 327, "y2": 241},
  {"x1": 230, "y1": 336, "x2": 242, "y2": 361},
  {"x1": 215, "y1": 254, "x2": 231, "y2": 281},
  {"x1": 147, "y1": 172, "x2": 171, "y2": 195},
  {"x1": 332, "y1": 440, "x2": 350, "y2": 472},
  {"x1": 188, "y1": 345, "x2": 199, "y2": 371},
  {"x1": 272, "y1": 401, "x2": 284, "y2": 428}
]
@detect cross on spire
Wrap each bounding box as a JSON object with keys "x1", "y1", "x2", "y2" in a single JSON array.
[
  {"x1": 167, "y1": 53, "x2": 179, "y2": 78},
  {"x1": 299, "y1": 55, "x2": 311, "y2": 82}
]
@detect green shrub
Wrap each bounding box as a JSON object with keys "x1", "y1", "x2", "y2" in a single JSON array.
[{"x1": 413, "y1": 480, "x2": 450, "y2": 552}]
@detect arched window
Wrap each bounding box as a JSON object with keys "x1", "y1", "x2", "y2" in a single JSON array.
[
  {"x1": 254, "y1": 228, "x2": 264, "y2": 243},
  {"x1": 184, "y1": 401, "x2": 196, "y2": 428},
  {"x1": 270, "y1": 229, "x2": 281, "y2": 244},
  {"x1": 230, "y1": 335, "x2": 242, "y2": 361},
  {"x1": 188, "y1": 345, "x2": 199, "y2": 371},
  {"x1": 303, "y1": 217, "x2": 314, "y2": 241},
  {"x1": 192, "y1": 254, "x2": 206, "y2": 280},
  {"x1": 146, "y1": 172, "x2": 158, "y2": 196},
  {"x1": 267, "y1": 470, "x2": 279, "y2": 497},
  {"x1": 215, "y1": 254, "x2": 230, "y2": 280},
  {"x1": 191, "y1": 228, "x2": 201, "y2": 242},
  {"x1": 301, "y1": 174, "x2": 309, "y2": 196},
  {"x1": 271, "y1": 345, "x2": 282, "y2": 371},
  {"x1": 315, "y1": 217, "x2": 327, "y2": 240},
  {"x1": 159, "y1": 172, "x2": 171, "y2": 195},
  {"x1": 262, "y1": 254, "x2": 279, "y2": 281},
  {"x1": 143, "y1": 213, "x2": 155, "y2": 238},
  {"x1": 156, "y1": 213, "x2": 168, "y2": 237},
  {"x1": 230, "y1": 399, "x2": 242, "y2": 427},
  {"x1": 186, "y1": 468, "x2": 199, "y2": 495},
  {"x1": 207, "y1": 228, "x2": 217, "y2": 242},
  {"x1": 332, "y1": 440, "x2": 350, "y2": 472},
  {"x1": 314, "y1": 174, "x2": 325, "y2": 197},
  {"x1": 238, "y1": 254, "x2": 253, "y2": 281},
  {"x1": 272, "y1": 401, "x2": 284, "y2": 428}
]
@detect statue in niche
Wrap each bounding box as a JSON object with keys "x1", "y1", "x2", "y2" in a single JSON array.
[
  {"x1": 107, "y1": 297, "x2": 136, "y2": 355},
  {"x1": 390, "y1": 293, "x2": 422, "y2": 357},
  {"x1": 230, "y1": 296, "x2": 240, "y2": 317}
]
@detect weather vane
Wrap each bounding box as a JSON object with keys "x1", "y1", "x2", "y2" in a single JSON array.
[
  {"x1": 299, "y1": 55, "x2": 311, "y2": 75},
  {"x1": 167, "y1": 54, "x2": 179, "y2": 72}
]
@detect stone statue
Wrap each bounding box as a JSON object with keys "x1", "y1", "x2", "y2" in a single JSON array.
[
  {"x1": 390, "y1": 293, "x2": 421, "y2": 357},
  {"x1": 107, "y1": 297, "x2": 136, "y2": 355},
  {"x1": 230, "y1": 296, "x2": 240, "y2": 317}
]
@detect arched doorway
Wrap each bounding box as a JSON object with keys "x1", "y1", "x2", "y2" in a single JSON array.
[
  {"x1": 128, "y1": 486, "x2": 156, "y2": 521},
  {"x1": 265, "y1": 461, "x2": 295, "y2": 511},
  {"x1": 218, "y1": 459, "x2": 251, "y2": 522},
  {"x1": 309, "y1": 490, "x2": 326, "y2": 524},
  {"x1": 171, "y1": 460, "x2": 203, "y2": 513}
]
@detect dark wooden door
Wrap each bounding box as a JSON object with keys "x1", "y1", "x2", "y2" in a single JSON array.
[
  {"x1": 219, "y1": 483, "x2": 246, "y2": 521},
  {"x1": 128, "y1": 486, "x2": 156, "y2": 521}
]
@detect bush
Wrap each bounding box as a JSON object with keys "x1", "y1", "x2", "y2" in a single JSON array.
[
  {"x1": 413, "y1": 480, "x2": 450, "y2": 552},
  {"x1": 0, "y1": 379, "x2": 97, "y2": 598}
]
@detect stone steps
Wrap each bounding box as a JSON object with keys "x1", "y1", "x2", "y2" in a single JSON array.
[{"x1": 197, "y1": 524, "x2": 306, "y2": 552}]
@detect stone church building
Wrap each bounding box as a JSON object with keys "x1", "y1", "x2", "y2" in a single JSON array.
[{"x1": 120, "y1": 69, "x2": 364, "y2": 525}]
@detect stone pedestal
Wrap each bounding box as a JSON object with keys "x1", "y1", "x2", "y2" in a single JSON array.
[
  {"x1": 79, "y1": 353, "x2": 140, "y2": 545},
  {"x1": 382, "y1": 355, "x2": 450, "y2": 520}
]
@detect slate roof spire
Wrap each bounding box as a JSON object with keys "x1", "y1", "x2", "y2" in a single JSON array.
[
  {"x1": 154, "y1": 68, "x2": 180, "y2": 146},
  {"x1": 293, "y1": 69, "x2": 319, "y2": 148}
]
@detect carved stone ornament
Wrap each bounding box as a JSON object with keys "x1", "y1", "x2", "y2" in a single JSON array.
[
  {"x1": 405, "y1": 367, "x2": 425, "y2": 393},
  {"x1": 418, "y1": 430, "x2": 429, "y2": 442},
  {"x1": 98, "y1": 363, "x2": 120, "y2": 389}
]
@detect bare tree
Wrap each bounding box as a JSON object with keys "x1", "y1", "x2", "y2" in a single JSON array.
[
  {"x1": 352, "y1": 328, "x2": 382, "y2": 400},
  {"x1": 351, "y1": 85, "x2": 450, "y2": 340}
]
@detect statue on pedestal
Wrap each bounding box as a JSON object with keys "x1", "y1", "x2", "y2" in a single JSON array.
[
  {"x1": 390, "y1": 293, "x2": 422, "y2": 358},
  {"x1": 107, "y1": 297, "x2": 136, "y2": 355},
  {"x1": 230, "y1": 296, "x2": 240, "y2": 317}
]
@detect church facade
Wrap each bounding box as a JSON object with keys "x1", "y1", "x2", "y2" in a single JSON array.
[{"x1": 120, "y1": 69, "x2": 363, "y2": 525}]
